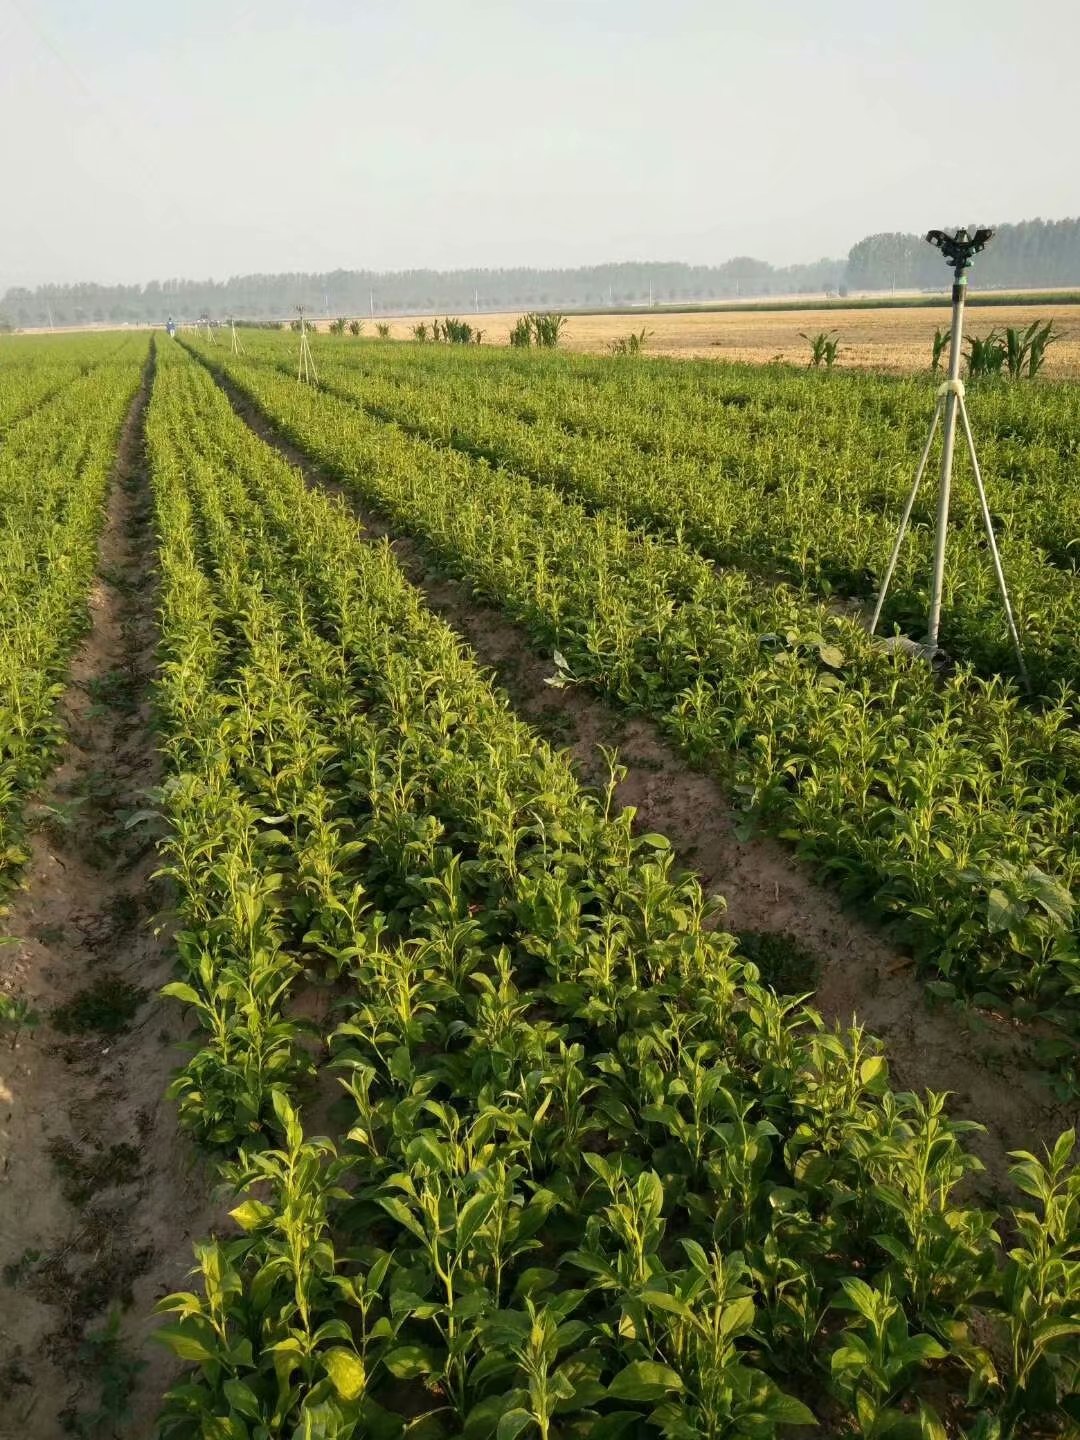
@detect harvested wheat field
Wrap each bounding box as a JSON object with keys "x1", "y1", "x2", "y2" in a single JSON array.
[{"x1": 355, "y1": 302, "x2": 1080, "y2": 374}]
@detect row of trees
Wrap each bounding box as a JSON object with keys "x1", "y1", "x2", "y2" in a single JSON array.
[
  {"x1": 847, "y1": 218, "x2": 1080, "y2": 291},
  {"x1": 4, "y1": 219, "x2": 1078, "y2": 328},
  {"x1": 0, "y1": 258, "x2": 843, "y2": 328}
]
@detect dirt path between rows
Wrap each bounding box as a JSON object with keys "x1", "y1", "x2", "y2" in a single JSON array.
[
  {"x1": 0, "y1": 347, "x2": 219, "y2": 1437},
  {"x1": 200, "y1": 363, "x2": 1075, "y2": 1200}
]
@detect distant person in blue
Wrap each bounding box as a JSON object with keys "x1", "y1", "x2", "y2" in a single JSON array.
[{"x1": 166, "y1": 315, "x2": 176, "y2": 338}]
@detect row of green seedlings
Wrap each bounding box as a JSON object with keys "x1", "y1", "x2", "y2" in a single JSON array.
[
  {"x1": 273, "y1": 322, "x2": 1080, "y2": 479},
  {"x1": 270, "y1": 332, "x2": 1080, "y2": 692},
  {"x1": 322, "y1": 318, "x2": 493, "y2": 344},
  {"x1": 0, "y1": 353, "x2": 94, "y2": 433},
  {"x1": 147, "y1": 343, "x2": 1080, "y2": 1437},
  {"x1": 211, "y1": 338, "x2": 1080, "y2": 857},
  {"x1": 192, "y1": 340, "x2": 1080, "y2": 1064},
  {"x1": 801, "y1": 322, "x2": 1062, "y2": 378},
  {"x1": 0, "y1": 344, "x2": 145, "y2": 896},
  {"x1": 328, "y1": 318, "x2": 370, "y2": 338},
  {"x1": 297, "y1": 318, "x2": 393, "y2": 340},
  {"x1": 301, "y1": 318, "x2": 1080, "y2": 573}
]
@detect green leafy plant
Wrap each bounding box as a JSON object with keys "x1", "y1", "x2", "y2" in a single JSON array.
[
  {"x1": 529, "y1": 312, "x2": 566, "y2": 349},
  {"x1": 966, "y1": 330, "x2": 1007, "y2": 379},
  {"x1": 995, "y1": 1132, "x2": 1080, "y2": 1431},
  {"x1": 930, "y1": 327, "x2": 951, "y2": 373},
  {"x1": 1002, "y1": 319, "x2": 1061, "y2": 380},
  {"x1": 801, "y1": 328, "x2": 840, "y2": 367},
  {"x1": 0, "y1": 990, "x2": 40, "y2": 1046},
  {"x1": 147, "y1": 333, "x2": 1080, "y2": 1436},
  {"x1": 609, "y1": 327, "x2": 652, "y2": 357},
  {"x1": 830, "y1": 1276, "x2": 947, "y2": 1437}
]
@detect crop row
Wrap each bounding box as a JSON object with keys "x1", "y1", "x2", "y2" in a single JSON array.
[
  {"x1": 307, "y1": 333, "x2": 1080, "y2": 561},
  {"x1": 0, "y1": 333, "x2": 132, "y2": 436},
  {"x1": 0, "y1": 338, "x2": 146, "y2": 892},
  {"x1": 148, "y1": 339, "x2": 1080, "y2": 1438},
  {"x1": 238, "y1": 334, "x2": 1080, "y2": 693},
  {"x1": 189, "y1": 341, "x2": 1080, "y2": 1041}
]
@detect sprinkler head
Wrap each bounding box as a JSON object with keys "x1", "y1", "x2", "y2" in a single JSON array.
[{"x1": 926, "y1": 226, "x2": 995, "y2": 275}]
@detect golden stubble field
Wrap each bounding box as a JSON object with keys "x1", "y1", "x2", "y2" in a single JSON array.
[{"x1": 348, "y1": 303, "x2": 1080, "y2": 375}]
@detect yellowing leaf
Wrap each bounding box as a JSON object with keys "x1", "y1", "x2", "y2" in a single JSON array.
[{"x1": 323, "y1": 1347, "x2": 366, "y2": 1401}]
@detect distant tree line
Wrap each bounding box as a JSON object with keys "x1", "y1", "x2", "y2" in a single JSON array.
[
  {"x1": 846, "y1": 218, "x2": 1080, "y2": 292},
  {"x1": 0, "y1": 259, "x2": 842, "y2": 327},
  {"x1": 3, "y1": 218, "x2": 1078, "y2": 328}
]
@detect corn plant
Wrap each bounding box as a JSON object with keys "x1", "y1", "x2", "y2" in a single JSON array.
[
  {"x1": 439, "y1": 317, "x2": 475, "y2": 344},
  {"x1": 348, "y1": 319, "x2": 362, "y2": 337},
  {"x1": 328, "y1": 317, "x2": 346, "y2": 336},
  {"x1": 930, "y1": 326, "x2": 951, "y2": 373},
  {"x1": 966, "y1": 329, "x2": 1008, "y2": 379},
  {"x1": 1001, "y1": 319, "x2": 1062, "y2": 380},
  {"x1": 801, "y1": 328, "x2": 840, "y2": 367},
  {"x1": 529, "y1": 312, "x2": 566, "y2": 349},
  {"x1": 609, "y1": 327, "x2": 652, "y2": 357},
  {"x1": 375, "y1": 322, "x2": 391, "y2": 339}
]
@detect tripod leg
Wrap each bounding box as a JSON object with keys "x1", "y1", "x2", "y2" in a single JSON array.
[
  {"x1": 869, "y1": 397, "x2": 943, "y2": 634},
  {"x1": 957, "y1": 394, "x2": 1030, "y2": 689}
]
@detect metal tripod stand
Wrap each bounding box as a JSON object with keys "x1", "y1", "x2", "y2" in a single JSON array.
[
  {"x1": 230, "y1": 317, "x2": 246, "y2": 356},
  {"x1": 296, "y1": 306, "x2": 318, "y2": 385},
  {"x1": 869, "y1": 227, "x2": 1028, "y2": 687}
]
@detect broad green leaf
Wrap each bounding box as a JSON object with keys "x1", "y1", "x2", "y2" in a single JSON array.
[
  {"x1": 496, "y1": 1410, "x2": 533, "y2": 1440},
  {"x1": 383, "y1": 1345, "x2": 436, "y2": 1379},
  {"x1": 606, "y1": 1360, "x2": 684, "y2": 1401},
  {"x1": 154, "y1": 1325, "x2": 216, "y2": 1363},
  {"x1": 771, "y1": 1393, "x2": 818, "y2": 1425},
  {"x1": 229, "y1": 1199, "x2": 273, "y2": 1233},
  {"x1": 323, "y1": 1347, "x2": 366, "y2": 1401},
  {"x1": 160, "y1": 981, "x2": 204, "y2": 1007},
  {"x1": 719, "y1": 1296, "x2": 756, "y2": 1338}
]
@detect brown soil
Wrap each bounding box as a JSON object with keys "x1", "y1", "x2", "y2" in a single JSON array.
[
  {"x1": 205, "y1": 365, "x2": 1073, "y2": 1199},
  {"x1": 334, "y1": 304, "x2": 1080, "y2": 376},
  {"x1": 0, "y1": 350, "x2": 220, "y2": 1438}
]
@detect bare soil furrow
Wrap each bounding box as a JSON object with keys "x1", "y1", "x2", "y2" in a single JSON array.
[{"x1": 0, "y1": 348, "x2": 219, "y2": 1438}]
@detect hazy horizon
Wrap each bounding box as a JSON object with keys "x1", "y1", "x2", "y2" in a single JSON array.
[{"x1": 3, "y1": 0, "x2": 1078, "y2": 292}]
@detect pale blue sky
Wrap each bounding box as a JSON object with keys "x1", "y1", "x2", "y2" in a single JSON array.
[{"x1": 2, "y1": 0, "x2": 1077, "y2": 288}]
